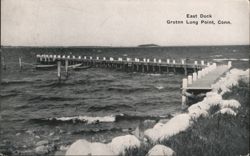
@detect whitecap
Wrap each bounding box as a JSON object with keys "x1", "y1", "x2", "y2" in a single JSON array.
[{"x1": 51, "y1": 115, "x2": 115, "y2": 124}]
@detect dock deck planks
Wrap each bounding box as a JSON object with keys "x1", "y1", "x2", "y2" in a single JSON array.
[{"x1": 187, "y1": 65, "x2": 229, "y2": 90}]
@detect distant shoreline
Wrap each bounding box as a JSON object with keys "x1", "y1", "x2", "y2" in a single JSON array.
[{"x1": 1, "y1": 45, "x2": 249, "y2": 49}]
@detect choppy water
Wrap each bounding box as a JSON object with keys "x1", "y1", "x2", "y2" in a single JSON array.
[{"x1": 0, "y1": 45, "x2": 249, "y2": 155}]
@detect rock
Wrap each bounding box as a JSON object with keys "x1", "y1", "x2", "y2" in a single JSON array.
[
  {"x1": 147, "y1": 144, "x2": 175, "y2": 156},
  {"x1": 49, "y1": 132, "x2": 54, "y2": 136},
  {"x1": 144, "y1": 114, "x2": 191, "y2": 143},
  {"x1": 65, "y1": 139, "x2": 114, "y2": 156},
  {"x1": 158, "y1": 119, "x2": 169, "y2": 124},
  {"x1": 90, "y1": 142, "x2": 114, "y2": 155},
  {"x1": 65, "y1": 140, "x2": 91, "y2": 155},
  {"x1": 26, "y1": 130, "x2": 33, "y2": 135},
  {"x1": 108, "y1": 135, "x2": 140, "y2": 155},
  {"x1": 53, "y1": 137, "x2": 60, "y2": 141},
  {"x1": 35, "y1": 145, "x2": 49, "y2": 155},
  {"x1": 143, "y1": 120, "x2": 157, "y2": 126},
  {"x1": 35, "y1": 135, "x2": 40, "y2": 139},
  {"x1": 16, "y1": 133, "x2": 21, "y2": 136},
  {"x1": 36, "y1": 140, "x2": 49, "y2": 146},
  {"x1": 220, "y1": 99, "x2": 241, "y2": 109},
  {"x1": 59, "y1": 145, "x2": 70, "y2": 151},
  {"x1": 131, "y1": 126, "x2": 140, "y2": 139},
  {"x1": 218, "y1": 108, "x2": 237, "y2": 116},
  {"x1": 54, "y1": 150, "x2": 66, "y2": 156}
]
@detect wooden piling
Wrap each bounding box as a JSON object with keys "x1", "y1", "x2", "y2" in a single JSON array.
[
  {"x1": 192, "y1": 72, "x2": 197, "y2": 81},
  {"x1": 65, "y1": 59, "x2": 69, "y2": 78},
  {"x1": 57, "y1": 61, "x2": 61, "y2": 81},
  {"x1": 228, "y1": 61, "x2": 232, "y2": 68},
  {"x1": 19, "y1": 57, "x2": 22, "y2": 71},
  {"x1": 201, "y1": 60, "x2": 204, "y2": 65},
  {"x1": 2, "y1": 56, "x2": 6, "y2": 70},
  {"x1": 182, "y1": 78, "x2": 188, "y2": 109},
  {"x1": 197, "y1": 70, "x2": 202, "y2": 79},
  {"x1": 188, "y1": 75, "x2": 193, "y2": 84}
]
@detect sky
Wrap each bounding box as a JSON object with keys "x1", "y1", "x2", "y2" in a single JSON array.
[{"x1": 1, "y1": 0, "x2": 249, "y2": 47}]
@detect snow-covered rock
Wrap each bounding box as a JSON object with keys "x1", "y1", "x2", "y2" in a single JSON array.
[
  {"x1": 218, "y1": 108, "x2": 237, "y2": 116},
  {"x1": 65, "y1": 140, "x2": 91, "y2": 156},
  {"x1": 144, "y1": 114, "x2": 191, "y2": 142},
  {"x1": 220, "y1": 99, "x2": 241, "y2": 109},
  {"x1": 90, "y1": 142, "x2": 114, "y2": 155},
  {"x1": 147, "y1": 144, "x2": 175, "y2": 156},
  {"x1": 65, "y1": 139, "x2": 114, "y2": 156},
  {"x1": 108, "y1": 135, "x2": 140, "y2": 155},
  {"x1": 36, "y1": 140, "x2": 49, "y2": 146},
  {"x1": 35, "y1": 145, "x2": 49, "y2": 155},
  {"x1": 203, "y1": 92, "x2": 222, "y2": 106}
]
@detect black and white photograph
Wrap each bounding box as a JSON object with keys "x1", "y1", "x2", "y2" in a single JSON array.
[{"x1": 1, "y1": 0, "x2": 249, "y2": 155}]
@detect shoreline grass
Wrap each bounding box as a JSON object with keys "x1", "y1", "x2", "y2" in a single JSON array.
[{"x1": 124, "y1": 79, "x2": 249, "y2": 156}]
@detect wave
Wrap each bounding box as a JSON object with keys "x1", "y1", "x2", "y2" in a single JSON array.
[
  {"x1": 29, "y1": 114, "x2": 172, "y2": 125},
  {"x1": 213, "y1": 58, "x2": 249, "y2": 62},
  {"x1": 0, "y1": 92, "x2": 19, "y2": 98},
  {"x1": 1, "y1": 79, "x2": 35, "y2": 85},
  {"x1": 30, "y1": 115, "x2": 116, "y2": 124},
  {"x1": 210, "y1": 55, "x2": 223, "y2": 58},
  {"x1": 28, "y1": 95, "x2": 82, "y2": 102},
  {"x1": 107, "y1": 86, "x2": 151, "y2": 93},
  {"x1": 115, "y1": 114, "x2": 172, "y2": 122},
  {"x1": 72, "y1": 127, "x2": 123, "y2": 135},
  {"x1": 155, "y1": 86, "x2": 164, "y2": 90},
  {"x1": 87, "y1": 104, "x2": 133, "y2": 112}
]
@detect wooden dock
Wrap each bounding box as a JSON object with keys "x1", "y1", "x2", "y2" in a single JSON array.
[
  {"x1": 187, "y1": 65, "x2": 229, "y2": 90},
  {"x1": 36, "y1": 54, "x2": 208, "y2": 75},
  {"x1": 181, "y1": 62, "x2": 231, "y2": 107},
  {"x1": 1, "y1": 54, "x2": 231, "y2": 108}
]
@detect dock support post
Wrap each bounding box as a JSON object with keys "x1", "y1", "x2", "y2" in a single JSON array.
[
  {"x1": 19, "y1": 57, "x2": 22, "y2": 71},
  {"x1": 2, "y1": 57, "x2": 6, "y2": 70},
  {"x1": 182, "y1": 78, "x2": 188, "y2": 109},
  {"x1": 192, "y1": 72, "x2": 197, "y2": 81},
  {"x1": 198, "y1": 70, "x2": 202, "y2": 79},
  {"x1": 57, "y1": 61, "x2": 61, "y2": 82},
  {"x1": 152, "y1": 65, "x2": 155, "y2": 73},
  {"x1": 167, "y1": 59, "x2": 170, "y2": 64},
  {"x1": 201, "y1": 60, "x2": 204, "y2": 65},
  {"x1": 65, "y1": 59, "x2": 69, "y2": 78},
  {"x1": 228, "y1": 61, "x2": 232, "y2": 68},
  {"x1": 188, "y1": 75, "x2": 193, "y2": 84}
]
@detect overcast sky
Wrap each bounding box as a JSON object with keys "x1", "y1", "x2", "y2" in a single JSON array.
[{"x1": 1, "y1": 0, "x2": 249, "y2": 46}]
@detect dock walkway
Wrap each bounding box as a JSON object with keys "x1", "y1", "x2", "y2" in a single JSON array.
[
  {"x1": 187, "y1": 65, "x2": 229, "y2": 90},
  {"x1": 182, "y1": 62, "x2": 231, "y2": 106}
]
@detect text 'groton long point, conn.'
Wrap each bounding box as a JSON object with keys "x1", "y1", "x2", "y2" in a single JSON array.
[{"x1": 166, "y1": 14, "x2": 232, "y2": 25}]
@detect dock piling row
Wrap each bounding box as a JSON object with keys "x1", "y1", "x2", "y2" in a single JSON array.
[{"x1": 36, "y1": 54, "x2": 207, "y2": 75}]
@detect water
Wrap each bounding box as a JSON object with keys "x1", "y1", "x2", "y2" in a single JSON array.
[{"x1": 0, "y1": 45, "x2": 249, "y2": 155}]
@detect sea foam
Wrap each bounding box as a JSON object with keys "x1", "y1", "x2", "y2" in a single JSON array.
[{"x1": 50, "y1": 115, "x2": 115, "y2": 124}]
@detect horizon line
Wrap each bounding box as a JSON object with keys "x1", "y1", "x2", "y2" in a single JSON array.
[{"x1": 1, "y1": 44, "x2": 249, "y2": 48}]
